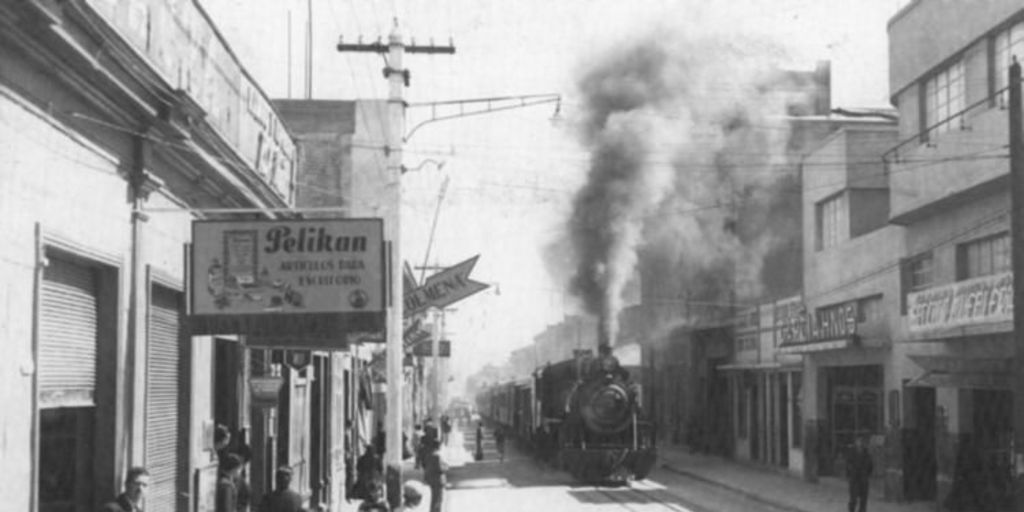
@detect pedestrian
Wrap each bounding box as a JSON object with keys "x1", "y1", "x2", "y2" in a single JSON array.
[
  {"x1": 422, "y1": 439, "x2": 447, "y2": 512},
  {"x1": 217, "y1": 454, "x2": 244, "y2": 512},
  {"x1": 374, "y1": 421, "x2": 386, "y2": 456},
  {"x1": 100, "y1": 466, "x2": 150, "y2": 512},
  {"x1": 215, "y1": 424, "x2": 232, "y2": 464},
  {"x1": 354, "y1": 444, "x2": 383, "y2": 500},
  {"x1": 474, "y1": 421, "x2": 483, "y2": 461},
  {"x1": 423, "y1": 418, "x2": 439, "y2": 446},
  {"x1": 440, "y1": 416, "x2": 452, "y2": 446},
  {"x1": 846, "y1": 436, "x2": 873, "y2": 512},
  {"x1": 412, "y1": 424, "x2": 424, "y2": 469},
  {"x1": 258, "y1": 466, "x2": 304, "y2": 512},
  {"x1": 235, "y1": 443, "x2": 253, "y2": 512},
  {"x1": 403, "y1": 480, "x2": 428, "y2": 512},
  {"x1": 357, "y1": 475, "x2": 390, "y2": 512},
  {"x1": 494, "y1": 426, "x2": 506, "y2": 463}
]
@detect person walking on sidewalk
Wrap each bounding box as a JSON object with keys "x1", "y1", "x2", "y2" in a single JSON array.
[
  {"x1": 474, "y1": 421, "x2": 484, "y2": 461},
  {"x1": 494, "y1": 426, "x2": 506, "y2": 463},
  {"x1": 846, "y1": 436, "x2": 873, "y2": 512},
  {"x1": 257, "y1": 466, "x2": 304, "y2": 512},
  {"x1": 423, "y1": 439, "x2": 447, "y2": 512}
]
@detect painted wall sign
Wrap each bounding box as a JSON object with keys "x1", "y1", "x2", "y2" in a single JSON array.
[
  {"x1": 778, "y1": 301, "x2": 857, "y2": 344},
  {"x1": 190, "y1": 219, "x2": 385, "y2": 344},
  {"x1": 907, "y1": 271, "x2": 1013, "y2": 333}
]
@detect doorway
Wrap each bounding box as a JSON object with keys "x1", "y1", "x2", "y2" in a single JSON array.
[{"x1": 903, "y1": 386, "x2": 936, "y2": 500}]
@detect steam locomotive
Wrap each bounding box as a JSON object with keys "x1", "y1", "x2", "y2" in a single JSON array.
[{"x1": 538, "y1": 345, "x2": 657, "y2": 482}]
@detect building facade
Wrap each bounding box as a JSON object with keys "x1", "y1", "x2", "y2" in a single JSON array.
[
  {"x1": 0, "y1": 2, "x2": 396, "y2": 511},
  {"x1": 886, "y1": 1, "x2": 1023, "y2": 509},
  {"x1": 795, "y1": 124, "x2": 901, "y2": 496}
]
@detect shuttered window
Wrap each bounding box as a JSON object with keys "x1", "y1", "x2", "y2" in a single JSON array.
[
  {"x1": 147, "y1": 285, "x2": 183, "y2": 512},
  {"x1": 39, "y1": 256, "x2": 98, "y2": 407}
]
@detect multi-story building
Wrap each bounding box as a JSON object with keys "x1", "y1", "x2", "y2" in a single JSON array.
[
  {"x1": 0, "y1": 3, "x2": 389, "y2": 512},
  {"x1": 795, "y1": 123, "x2": 900, "y2": 496},
  {"x1": 885, "y1": 1, "x2": 1022, "y2": 509}
]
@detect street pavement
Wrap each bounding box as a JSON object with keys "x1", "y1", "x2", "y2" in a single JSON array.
[{"x1": 355, "y1": 421, "x2": 936, "y2": 511}]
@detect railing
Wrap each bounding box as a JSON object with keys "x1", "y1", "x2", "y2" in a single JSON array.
[{"x1": 882, "y1": 82, "x2": 1016, "y2": 165}]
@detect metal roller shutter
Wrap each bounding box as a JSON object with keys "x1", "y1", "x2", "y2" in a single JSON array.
[
  {"x1": 39, "y1": 256, "x2": 98, "y2": 407},
  {"x1": 147, "y1": 285, "x2": 183, "y2": 512}
]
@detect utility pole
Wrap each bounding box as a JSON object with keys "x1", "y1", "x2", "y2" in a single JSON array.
[
  {"x1": 337, "y1": 20, "x2": 454, "y2": 510},
  {"x1": 1009, "y1": 58, "x2": 1024, "y2": 510}
]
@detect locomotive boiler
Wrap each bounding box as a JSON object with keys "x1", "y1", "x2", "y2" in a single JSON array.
[{"x1": 537, "y1": 344, "x2": 656, "y2": 482}]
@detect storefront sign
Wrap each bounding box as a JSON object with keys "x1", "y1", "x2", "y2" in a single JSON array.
[
  {"x1": 403, "y1": 317, "x2": 432, "y2": 349},
  {"x1": 410, "y1": 339, "x2": 451, "y2": 357},
  {"x1": 404, "y1": 255, "x2": 488, "y2": 317},
  {"x1": 778, "y1": 302, "x2": 857, "y2": 345},
  {"x1": 250, "y1": 376, "x2": 283, "y2": 407},
  {"x1": 190, "y1": 219, "x2": 385, "y2": 345},
  {"x1": 907, "y1": 271, "x2": 1013, "y2": 333}
]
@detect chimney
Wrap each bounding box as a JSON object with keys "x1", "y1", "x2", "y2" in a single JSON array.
[{"x1": 814, "y1": 60, "x2": 832, "y2": 116}]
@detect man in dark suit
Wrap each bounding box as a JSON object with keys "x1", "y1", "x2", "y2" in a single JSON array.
[
  {"x1": 422, "y1": 439, "x2": 447, "y2": 512},
  {"x1": 258, "y1": 466, "x2": 305, "y2": 512},
  {"x1": 846, "y1": 436, "x2": 874, "y2": 512}
]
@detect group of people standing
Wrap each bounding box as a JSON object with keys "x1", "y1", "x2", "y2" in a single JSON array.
[
  {"x1": 99, "y1": 424, "x2": 304, "y2": 512},
  {"x1": 351, "y1": 418, "x2": 448, "y2": 512}
]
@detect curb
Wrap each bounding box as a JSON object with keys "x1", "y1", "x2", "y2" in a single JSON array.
[{"x1": 659, "y1": 461, "x2": 813, "y2": 512}]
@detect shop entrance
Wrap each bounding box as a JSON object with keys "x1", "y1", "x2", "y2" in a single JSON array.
[
  {"x1": 903, "y1": 386, "x2": 936, "y2": 500},
  {"x1": 971, "y1": 389, "x2": 1012, "y2": 509},
  {"x1": 825, "y1": 365, "x2": 882, "y2": 475}
]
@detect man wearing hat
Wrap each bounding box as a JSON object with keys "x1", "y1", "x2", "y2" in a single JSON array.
[{"x1": 258, "y1": 466, "x2": 304, "y2": 512}]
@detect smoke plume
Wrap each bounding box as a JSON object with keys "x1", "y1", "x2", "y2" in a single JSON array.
[{"x1": 562, "y1": 26, "x2": 819, "y2": 343}]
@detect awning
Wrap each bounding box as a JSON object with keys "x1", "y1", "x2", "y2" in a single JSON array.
[
  {"x1": 777, "y1": 337, "x2": 853, "y2": 354},
  {"x1": 720, "y1": 362, "x2": 782, "y2": 370},
  {"x1": 906, "y1": 355, "x2": 1013, "y2": 390}
]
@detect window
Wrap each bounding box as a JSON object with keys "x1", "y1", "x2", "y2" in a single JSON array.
[
  {"x1": 908, "y1": 252, "x2": 935, "y2": 291},
  {"x1": 957, "y1": 232, "x2": 1010, "y2": 280},
  {"x1": 901, "y1": 251, "x2": 934, "y2": 315},
  {"x1": 993, "y1": 20, "x2": 1024, "y2": 106},
  {"x1": 816, "y1": 193, "x2": 846, "y2": 250},
  {"x1": 923, "y1": 60, "x2": 965, "y2": 139}
]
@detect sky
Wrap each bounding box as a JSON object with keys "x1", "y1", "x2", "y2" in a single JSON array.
[{"x1": 202, "y1": 0, "x2": 908, "y2": 393}]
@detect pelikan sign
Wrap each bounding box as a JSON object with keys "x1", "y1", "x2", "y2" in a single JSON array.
[{"x1": 189, "y1": 218, "x2": 385, "y2": 345}]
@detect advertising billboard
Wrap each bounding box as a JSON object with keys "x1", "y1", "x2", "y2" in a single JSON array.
[{"x1": 189, "y1": 218, "x2": 385, "y2": 347}]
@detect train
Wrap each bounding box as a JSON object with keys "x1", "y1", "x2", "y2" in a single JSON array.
[{"x1": 477, "y1": 345, "x2": 657, "y2": 482}]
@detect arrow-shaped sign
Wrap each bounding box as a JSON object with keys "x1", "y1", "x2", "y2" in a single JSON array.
[{"x1": 404, "y1": 255, "x2": 488, "y2": 317}]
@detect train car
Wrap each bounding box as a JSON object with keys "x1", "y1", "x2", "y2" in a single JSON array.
[{"x1": 536, "y1": 345, "x2": 657, "y2": 482}]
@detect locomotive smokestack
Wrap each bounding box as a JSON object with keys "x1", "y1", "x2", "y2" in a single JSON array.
[{"x1": 597, "y1": 314, "x2": 616, "y2": 349}]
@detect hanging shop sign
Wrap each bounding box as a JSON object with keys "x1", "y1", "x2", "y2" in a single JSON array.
[
  {"x1": 907, "y1": 271, "x2": 1013, "y2": 333},
  {"x1": 250, "y1": 376, "x2": 284, "y2": 407},
  {"x1": 410, "y1": 339, "x2": 451, "y2": 357},
  {"x1": 189, "y1": 219, "x2": 385, "y2": 347},
  {"x1": 403, "y1": 317, "x2": 433, "y2": 349},
  {"x1": 404, "y1": 255, "x2": 488, "y2": 317}
]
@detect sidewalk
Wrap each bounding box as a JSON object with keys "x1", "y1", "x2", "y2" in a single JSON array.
[{"x1": 658, "y1": 446, "x2": 935, "y2": 512}]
